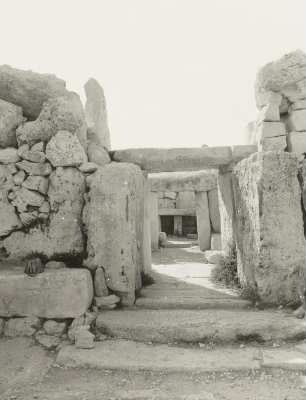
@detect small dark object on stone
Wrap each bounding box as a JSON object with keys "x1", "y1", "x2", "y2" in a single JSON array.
[{"x1": 24, "y1": 257, "x2": 45, "y2": 277}]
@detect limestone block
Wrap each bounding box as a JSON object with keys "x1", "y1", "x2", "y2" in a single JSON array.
[
  {"x1": 94, "y1": 267, "x2": 109, "y2": 297},
  {"x1": 149, "y1": 192, "x2": 160, "y2": 251},
  {"x1": 0, "y1": 99, "x2": 23, "y2": 148},
  {"x1": 208, "y1": 188, "x2": 221, "y2": 233},
  {"x1": 287, "y1": 110, "x2": 306, "y2": 132},
  {"x1": 195, "y1": 191, "x2": 211, "y2": 251},
  {"x1": 149, "y1": 171, "x2": 218, "y2": 192},
  {"x1": 16, "y1": 160, "x2": 52, "y2": 176},
  {"x1": 43, "y1": 320, "x2": 66, "y2": 336},
  {"x1": 45, "y1": 261, "x2": 66, "y2": 269},
  {"x1": 14, "y1": 187, "x2": 45, "y2": 208},
  {"x1": 0, "y1": 202, "x2": 22, "y2": 237},
  {"x1": 22, "y1": 176, "x2": 49, "y2": 194},
  {"x1": 232, "y1": 152, "x2": 306, "y2": 305},
  {"x1": 258, "y1": 104, "x2": 280, "y2": 122},
  {"x1": 255, "y1": 122, "x2": 286, "y2": 140},
  {"x1": 0, "y1": 65, "x2": 68, "y2": 118},
  {"x1": 84, "y1": 78, "x2": 111, "y2": 150},
  {"x1": 2, "y1": 168, "x2": 85, "y2": 260},
  {"x1": 78, "y1": 162, "x2": 98, "y2": 174},
  {"x1": 176, "y1": 191, "x2": 195, "y2": 209},
  {"x1": 0, "y1": 148, "x2": 19, "y2": 164},
  {"x1": 231, "y1": 145, "x2": 258, "y2": 162},
  {"x1": 84, "y1": 163, "x2": 144, "y2": 305},
  {"x1": 46, "y1": 131, "x2": 87, "y2": 167},
  {"x1": 211, "y1": 233, "x2": 221, "y2": 250},
  {"x1": 0, "y1": 269, "x2": 93, "y2": 318},
  {"x1": 112, "y1": 147, "x2": 233, "y2": 172},
  {"x1": 19, "y1": 149, "x2": 46, "y2": 163},
  {"x1": 255, "y1": 50, "x2": 306, "y2": 107},
  {"x1": 16, "y1": 120, "x2": 54, "y2": 146},
  {"x1": 291, "y1": 100, "x2": 306, "y2": 111},
  {"x1": 287, "y1": 131, "x2": 306, "y2": 158},
  {"x1": 4, "y1": 317, "x2": 41, "y2": 337},
  {"x1": 35, "y1": 332, "x2": 61, "y2": 349},
  {"x1": 164, "y1": 191, "x2": 177, "y2": 200},
  {"x1": 259, "y1": 136, "x2": 287, "y2": 152},
  {"x1": 142, "y1": 179, "x2": 152, "y2": 275},
  {"x1": 75, "y1": 327, "x2": 95, "y2": 349}
]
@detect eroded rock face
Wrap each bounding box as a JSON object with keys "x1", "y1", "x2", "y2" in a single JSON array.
[
  {"x1": 0, "y1": 99, "x2": 23, "y2": 148},
  {"x1": 233, "y1": 152, "x2": 306, "y2": 305},
  {"x1": 84, "y1": 163, "x2": 144, "y2": 305},
  {"x1": 0, "y1": 65, "x2": 68, "y2": 119},
  {"x1": 1, "y1": 168, "x2": 86, "y2": 260},
  {"x1": 84, "y1": 78, "x2": 111, "y2": 150},
  {"x1": 255, "y1": 50, "x2": 306, "y2": 108},
  {"x1": 46, "y1": 131, "x2": 87, "y2": 167}
]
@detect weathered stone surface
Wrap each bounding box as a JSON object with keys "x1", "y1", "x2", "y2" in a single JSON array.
[
  {"x1": 16, "y1": 160, "x2": 52, "y2": 176},
  {"x1": 287, "y1": 109, "x2": 306, "y2": 132},
  {"x1": 176, "y1": 191, "x2": 195, "y2": 209},
  {"x1": 164, "y1": 191, "x2": 177, "y2": 200},
  {"x1": 0, "y1": 148, "x2": 19, "y2": 164},
  {"x1": 75, "y1": 326, "x2": 95, "y2": 349},
  {"x1": 195, "y1": 191, "x2": 211, "y2": 251},
  {"x1": 46, "y1": 130, "x2": 87, "y2": 167},
  {"x1": 149, "y1": 192, "x2": 160, "y2": 251},
  {"x1": 149, "y1": 171, "x2": 217, "y2": 192},
  {"x1": 208, "y1": 188, "x2": 221, "y2": 233},
  {"x1": 233, "y1": 152, "x2": 306, "y2": 305},
  {"x1": 0, "y1": 65, "x2": 68, "y2": 118},
  {"x1": 158, "y1": 198, "x2": 176, "y2": 209},
  {"x1": 16, "y1": 120, "x2": 54, "y2": 146},
  {"x1": 84, "y1": 163, "x2": 144, "y2": 305},
  {"x1": 4, "y1": 317, "x2": 41, "y2": 337},
  {"x1": 84, "y1": 78, "x2": 111, "y2": 150},
  {"x1": 255, "y1": 122, "x2": 286, "y2": 141},
  {"x1": 255, "y1": 50, "x2": 306, "y2": 107},
  {"x1": 0, "y1": 202, "x2": 21, "y2": 237},
  {"x1": 31, "y1": 142, "x2": 44, "y2": 152},
  {"x1": 13, "y1": 170, "x2": 26, "y2": 185},
  {"x1": 0, "y1": 99, "x2": 23, "y2": 148},
  {"x1": 43, "y1": 320, "x2": 66, "y2": 336},
  {"x1": 19, "y1": 211, "x2": 39, "y2": 227},
  {"x1": 0, "y1": 268, "x2": 93, "y2": 318},
  {"x1": 257, "y1": 104, "x2": 280, "y2": 122},
  {"x1": 260, "y1": 136, "x2": 287, "y2": 151},
  {"x1": 35, "y1": 332, "x2": 61, "y2": 349},
  {"x1": 87, "y1": 128, "x2": 111, "y2": 166},
  {"x1": 287, "y1": 131, "x2": 306, "y2": 157},
  {"x1": 95, "y1": 294, "x2": 120, "y2": 307},
  {"x1": 78, "y1": 162, "x2": 98, "y2": 174},
  {"x1": 14, "y1": 187, "x2": 45, "y2": 208},
  {"x1": 45, "y1": 261, "x2": 66, "y2": 269},
  {"x1": 94, "y1": 267, "x2": 109, "y2": 297},
  {"x1": 20, "y1": 149, "x2": 46, "y2": 163},
  {"x1": 211, "y1": 233, "x2": 221, "y2": 250},
  {"x1": 39, "y1": 93, "x2": 87, "y2": 149},
  {"x1": 22, "y1": 175, "x2": 49, "y2": 195},
  {"x1": 112, "y1": 147, "x2": 234, "y2": 172},
  {"x1": 2, "y1": 168, "x2": 85, "y2": 260}
]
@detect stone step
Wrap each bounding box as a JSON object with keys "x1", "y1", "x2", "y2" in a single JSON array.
[
  {"x1": 56, "y1": 339, "x2": 306, "y2": 374},
  {"x1": 96, "y1": 309, "x2": 305, "y2": 345}
]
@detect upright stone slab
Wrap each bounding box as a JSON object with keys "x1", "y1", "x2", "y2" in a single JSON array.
[
  {"x1": 149, "y1": 192, "x2": 160, "y2": 251},
  {"x1": 208, "y1": 188, "x2": 221, "y2": 233},
  {"x1": 0, "y1": 268, "x2": 93, "y2": 318},
  {"x1": 232, "y1": 152, "x2": 306, "y2": 305},
  {"x1": 195, "y1": 191, "x2": 211, "y2": 251},
  {"x1": 135, "y1": 172, "x2": 145, "y2": 290},
  {"x1": 85, "y1": 163, "x2": 143, "y2": 305},
  {"x1": 217, "y1": 169, "x2": 236, "y2": 256},
  {"x1": 84, "y1": 78, "x2": 111, "y2": 150},
  {"x1": 173, "y1": 215, "x2": 183, "y2": 236},
  {"x1": 142, "y1": 179, "x2": 152, "y2": 274}
]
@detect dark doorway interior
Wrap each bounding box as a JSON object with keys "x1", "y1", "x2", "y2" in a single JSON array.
[
  {"x1": 182, "y1": 216, "x2": 197, "y2": 236},
  {"x1": 160, "y1": 215, "x2": 174, "y2": 235}
]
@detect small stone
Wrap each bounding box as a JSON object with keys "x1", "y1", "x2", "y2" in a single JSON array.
[
  {"x1": 14, "y1": 187, "x2": 45, "y2": 208},
  {"x1": 22, "y1": 175, "x2": 49, "y2": 194},
  {"x1": 78, "y1": 162, "x2": 98, "y2": 174},
  {"x1": 75, "y1": 327, "x2": 95, "y2": 349},
  {"x1": 31, "y1": 142, "x2": 44, "y2": 152},
  {"x1": 13, "y1": 170, "x2": 26, "y2": 185},
  {"x1": 7, "y1": 163, "x2": 18, "y2": 175},
  {"x1": 4, "y1": 317, "x2": 41, "y2": 337},
  {"x1": 0, "y1": 203, "x2": 22, "y2": 237},
  {"x1": 16, "y1": 120, "x2": 54, "y2": 146},
  {"x1": 20, "y1": 149, "x2": 46, "y2": 163},
  {"x1": 17, "y1": 144, "x2": 30, "y2": 157},
  {"x1": 46, "y1": 130, "x2": 87, "y2": 167},
  {"x1": 43, "y1": 320, "x2": 66, "y2": 336},
  {"x1": 39, "y1": 201, "x2": 50, "y2": 213},
  {"x1": 94, "y1": 267, "x2": 109, "y2": 297},
  {"x1": 45, "y1": 261, "x2": 66, "y2": 269},
  {"x1": 16, "y1": 160, "x2": 52, "y2": 176},
  {"x1": 0, "y1": 148, "x2": 20, "y2": 164},
  {"x1": 35, "y1": 332, "x2": 61, "y2": 350},
  {"x1": 94, "y1": 294, "x2": 120, "y2": 308}
]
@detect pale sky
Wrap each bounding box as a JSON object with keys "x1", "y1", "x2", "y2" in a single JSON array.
[{"x1": 1, "y1": 0, "x2": 305, "y2": 149}]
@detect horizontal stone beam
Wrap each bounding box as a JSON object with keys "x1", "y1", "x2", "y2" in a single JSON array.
[
  {"x1": 159, "y1": 208, "x2": 196, "y2": 216},
  {"x1": 111, "y1": 146, "x2": 257, "y2": 172},
  {"x1": 149, "y1": 171, "x2": 217, "y2": 192}
]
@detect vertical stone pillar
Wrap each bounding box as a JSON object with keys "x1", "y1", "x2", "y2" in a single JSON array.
[
  {"x1": 173, "y1": 215, "x2": 183, "y2": 236},
  {"x1": 232, "y1": 152, "x2": 306, "y2": 305},
  {"x1": 195, "y1": 191, "x2": 211, "y2": 251},
  {"x1": 142, "y1": 178, "x2": 152, "y2": 274},
  {"x1": 149, "y1": 192, "x2": 159, "y2": 251},
  {"x1": 135, "y1": 172, "x2": 145, "y2": 291},
  {"x1": 84, "y1": 163, "x2": 143, "y2": 306},
  {"x1": 217, "y1": 168, "x2": 236, "y2": 256}
]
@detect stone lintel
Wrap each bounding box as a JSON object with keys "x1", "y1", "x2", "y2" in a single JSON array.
[{"x1": 159, "y1": 208, "x2": 196, "y2": 216}]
